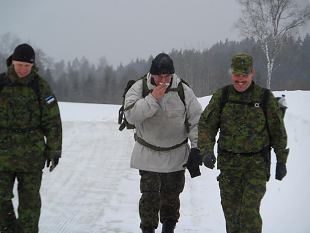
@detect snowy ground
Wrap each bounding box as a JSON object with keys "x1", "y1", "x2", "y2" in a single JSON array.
[{"x1": 13, "y1": 91, "x2": 310, "y2": 233}]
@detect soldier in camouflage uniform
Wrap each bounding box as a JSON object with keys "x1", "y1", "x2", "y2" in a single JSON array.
[
  {"x1": 198, "y1": 53, "x2": 289, "y2": 233},
  {"x1": 0, "y1": 44, "x2": 62, "y2": 233},
  {"x1": 124, "y1": 53, "x2": 202, "y2": 233}
]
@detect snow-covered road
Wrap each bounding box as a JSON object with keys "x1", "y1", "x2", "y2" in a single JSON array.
[
  {"x1": 37, "y1": 121, "x2": 225, "y2": 233},
  {"x1": 39, "y1": 121, "x2": 139, "y2": 233}
]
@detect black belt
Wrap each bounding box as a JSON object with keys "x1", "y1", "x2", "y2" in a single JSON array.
[
  {"x1": 218, "y1": 146, "x2": 270, "y2": 157},
  {"x1": 134, "y1": 133, "x2": 188, "y2": 151}
]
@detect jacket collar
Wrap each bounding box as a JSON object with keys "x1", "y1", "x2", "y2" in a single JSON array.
[{"x1": 7, "y1": 65, "x2": 36, "y2": 85}]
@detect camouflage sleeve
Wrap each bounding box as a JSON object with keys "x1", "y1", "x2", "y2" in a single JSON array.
[
  {"x1": 266, "y1": 91, "x2": 289, "y2": 164},
  {"x1": 39, "y1": 78, "x2": 62, "y2": 159},
  {"x1": 198, "y1": 89, "x2": 222, "y2": 153}
]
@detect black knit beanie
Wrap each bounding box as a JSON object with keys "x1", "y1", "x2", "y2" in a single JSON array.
[
  {"x1": 12, "y1": 43, "x2": 35, "y2": 64},
  {"x1": 150, "y1": 53, "x2": 175, "y2": 75}
]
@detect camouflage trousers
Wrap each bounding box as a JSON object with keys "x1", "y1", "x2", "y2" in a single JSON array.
[
  {"x1": 217, "y1": 167, "x2": 267, "y2": 233},
  {"x1": 0, "y1": 171, "x2": 42, "y2": 233},
  {"x1": 139, "y1": 170, "x2": 185, "y2": 229}
]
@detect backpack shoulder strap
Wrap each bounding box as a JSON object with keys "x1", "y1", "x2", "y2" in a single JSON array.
[
  {"x1": 168, "y1": 79, "x2": 189, "y2": 106},
  {"x1": 166, "y1": 79, "x2": 189, "y2": 132},
  {"x1": 219, "y1": 85, "x2": 230, "y2": 114},
  {"x1": 177, "y1": 79, "x2": 187, "y2": 106},
  {"x1": 260, "y1": 88, "x2": 270, "y2": 117},
  {"x1": 29, "y1": 77, "x2": 41, "y2": 99},
  {"x1": 142, "y1": 75, "x2": 150, "y2": 98},
  {"x1": 0, "y1": 73, "x2": 9, "y2": 92},
  {"x1": 260, "y1": 88, "x2": 272, "y2": 145},
  {"x1": 28, "y1": 76, "x2": 43, "y2": 118},
  {"x1": 177, "y1": 79, "x2": 190, "y2": 132}
]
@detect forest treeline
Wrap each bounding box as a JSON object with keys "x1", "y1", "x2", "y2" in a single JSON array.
[{"x1": 0, "y1": 35, "x2": 309, "y2": 104}]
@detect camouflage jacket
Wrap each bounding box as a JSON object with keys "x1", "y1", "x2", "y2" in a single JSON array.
[
  {"x1": 0, "y1": 66, "x2": 62, "y2": 172},
  {"x1": 198, "y1": 82, "x2": 288, "y2": 165}
]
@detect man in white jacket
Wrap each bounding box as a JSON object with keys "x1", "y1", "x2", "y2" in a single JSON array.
[{"x1": 124, "y1": 53, "x2": 203, "y2": 233}]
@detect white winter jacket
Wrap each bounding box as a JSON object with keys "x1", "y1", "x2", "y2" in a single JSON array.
[{"x1": 124, "y1": 73, "x2": 202, "y2": 173}]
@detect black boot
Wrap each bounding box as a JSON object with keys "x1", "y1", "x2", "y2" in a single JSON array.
[
  {"x1": 141, "y1": 226, "x2": 155, "y2": 233},
  {"x1": 162, "y1": 221, "x2": 176, "y2": 233}
]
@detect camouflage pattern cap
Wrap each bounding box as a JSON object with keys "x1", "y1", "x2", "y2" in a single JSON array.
[{"x1": 231, "y1": 53, "x2": 253, "y2": 75}]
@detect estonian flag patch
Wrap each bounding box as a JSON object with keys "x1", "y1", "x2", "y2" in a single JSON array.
[{"x1": 45, "y1": 95, "x2": 55, "y2": 104}]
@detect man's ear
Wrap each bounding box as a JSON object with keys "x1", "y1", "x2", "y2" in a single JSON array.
[{"x1": 251, "y1": 68, "x2": 255, "y2": 76}]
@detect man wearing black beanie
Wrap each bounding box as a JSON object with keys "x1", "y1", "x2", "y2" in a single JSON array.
[
  {"x1": 0, "y1": 43, "x2": 62, "y2": 233},
  {"x1": 124, "y1": 52, "x2": 202, "y2": 233},
  {"x1": 12, "y1": 43, "x2": 35, "y2": 64}
]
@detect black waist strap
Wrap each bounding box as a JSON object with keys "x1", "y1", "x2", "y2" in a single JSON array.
[
  {"x1": 134, "y1": 134, "x2": 188, "y2": 151},
  {"x1": 218, "y1": 146, "x2": 270, "y2": 157}
]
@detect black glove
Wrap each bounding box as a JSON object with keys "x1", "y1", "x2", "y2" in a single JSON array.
[
  {"x1": 184, "y1": 148, "x2": 202, "y2": 178},
  {"x1": 275, "y1": 162, "x2": 287, "y2": 180},
  {"x1": 203, "y1": 151, "x2": 216, "y2": 169},
  {"x1": 46, "y1": 158, "x2": 59, "y2": 172},
  {"x1": 45, "y1": 148, "x2": 61, "y2": 172}
]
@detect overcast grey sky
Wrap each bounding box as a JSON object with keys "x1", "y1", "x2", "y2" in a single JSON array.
[{"x1": 1, "y1": 0, "x2": 310, "y2": 67}]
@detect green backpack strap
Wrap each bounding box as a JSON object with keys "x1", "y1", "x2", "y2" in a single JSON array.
[
  {"x1": 169, "y1": 79, "x2": 190, "y2": 132},
  {"x1": 178, "y1": 81, "x2": 190, "y2": 133},
  {"x1": 142, "y1": 75, "x2": 150, "y2": 98},
  {"x1": 28, "y1": 76, "x2": 42, "y2": 120},
  {"x1": 168, "y1": 79, "x2": 188, "y2": 105},
  {"x1": 260, "y1": 88, "x2": 270, "y2": 117},
  {"x1": 219, "y1": 85, "x2": 230, "y2": 115},
  {"x1": 177, "y1": 80, "x2": 186, "y2": 105},
  {"x1": 259, "y1": 88, "x2": 272, "y2": 181}
]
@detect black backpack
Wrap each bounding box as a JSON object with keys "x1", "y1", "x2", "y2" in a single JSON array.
[{"x1": 118, "y1": 75, "x2": 189, "y2": 131}]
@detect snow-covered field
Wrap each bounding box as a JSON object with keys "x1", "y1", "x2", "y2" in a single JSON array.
[{"x1": 13, "y1": 90, "x2": 310, "y2": 233}]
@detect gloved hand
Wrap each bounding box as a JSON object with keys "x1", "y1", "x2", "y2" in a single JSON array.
[
  {"x1": 203, "y1": 151, "x2": 216, "y2": 169},
  {"x1": 44, "y1": 148, "x2": 61, "y2": 172},
  {"x1": 46, "y1": 158, "x2": 59, "y2": 172},
  {"x1": 184, "y1": 148, "x2": 202, "y2": 178},
  {"x1": 275, "y1": 162, "x2": 287, "y2": 180}
]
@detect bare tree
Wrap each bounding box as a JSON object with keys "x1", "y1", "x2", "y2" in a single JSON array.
[{"x1": 236, "y1": 0, "x2": 310, "y2": 88}]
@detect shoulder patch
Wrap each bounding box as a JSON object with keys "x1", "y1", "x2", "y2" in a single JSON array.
[{"x1": 45, "y1": 95, "x2": 56, "y2": 104}]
